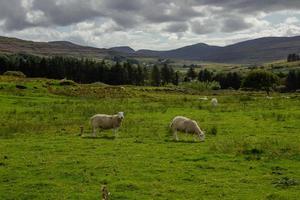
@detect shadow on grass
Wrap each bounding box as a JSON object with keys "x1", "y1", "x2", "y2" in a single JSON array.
[
  {"x1": 81, "y1": 135, "x2": 116, "y2": 140},
  {"x1": 164, "y1": 139, "x2": 202, "y2": 144}
]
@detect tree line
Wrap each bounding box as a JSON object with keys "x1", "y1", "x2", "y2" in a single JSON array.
[
  {"x1": 183, "y1": 67, "x2": 300, "y2": 92},
  {"x1": 0, "y1": 53, "x2": 300, "y2": 92},
  {"x1": 0, "y1": 54, "x2": 179, "y2": 86},
  {"x1": 287, "y1": 53, "x2": 300, "y2": 62}
]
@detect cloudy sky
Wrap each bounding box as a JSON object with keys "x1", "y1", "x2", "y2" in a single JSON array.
[{"x1": 0, "y1": 0, "x2": 300, "y2": 50}]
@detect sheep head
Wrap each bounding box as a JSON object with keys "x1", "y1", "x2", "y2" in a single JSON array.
[
  {"x1": 198, "y1": 130, "x2": 205, "y2": 141},
  {"x1": 118, "y1": 112, "x2": 124, "y2": 120}
]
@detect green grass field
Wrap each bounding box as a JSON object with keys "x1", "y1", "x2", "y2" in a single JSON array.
[{"x1": 0, "y1": 76, "x2": 300, "y2": 199}]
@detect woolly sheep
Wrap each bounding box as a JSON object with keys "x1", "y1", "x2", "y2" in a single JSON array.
[
  {"x1": 90, "y1": 112, "x2": 124, "y2": 137},
  {"x1": 281, "y1": 96, "x2": 290, "y2": 99},
  {"x1": 170, "y1": 116, "x2": 205, "y2": 141},
  {"x1": 199, "y1": 96, "x2": 208, "y2": 101},
  {"x1": 211, "y1": 98, "x2": 218, "y2": 107}
]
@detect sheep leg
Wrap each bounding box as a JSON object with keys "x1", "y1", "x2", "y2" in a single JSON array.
[
  {"x1": 185, "y1": 130, "x2": 189, "y2": 136},
  {"x1": 173, "y1": 130, "x2": 179, "y2": 141},
  {"x1": 113, "y1": 128, "x2": 118, "y2": 138},
  {"x1": 92, "y1": 127, "x2": 96, "y2": 137}
]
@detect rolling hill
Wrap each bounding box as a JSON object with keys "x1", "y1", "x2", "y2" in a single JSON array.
[
  {"x1": 0, "y1": 36, "x2": 118, "y2": 60},
  {"x1": 0, "y1": 35, "x2": 300, "y2": 64},
  {"x1": 136, "y1": 36, "x2": 300, "y2": 64}
]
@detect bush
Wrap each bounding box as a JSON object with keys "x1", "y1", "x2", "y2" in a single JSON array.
[
  {"x1": 286, "y1": 70, "x2": 300, "y2": 91},
  {"x1": 242, "y1": 70, "x2": 279, "y2": 93},
  {"x1": 3, "y1": 71, "x2": 26, "y2": 78},
  {"x1": 214, "y1": 72, "x2": 242, "y2": 90}
]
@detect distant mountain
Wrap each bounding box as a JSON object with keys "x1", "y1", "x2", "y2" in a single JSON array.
[
  {"x1": 109, "y1": 46, "x2": 135, "y2": 54},
  {"x1": 0, "y1": 35, "x2": 300, "y2": 64},
  {"x1": 0, "y1": 36, "x2": 118, "y2": 59},
  {"x1": 137, "y1": 36, "x2": 300, "y2": 63},
  {"x1": 137, "y1": 43, "x2": 221, "y2": 61}
]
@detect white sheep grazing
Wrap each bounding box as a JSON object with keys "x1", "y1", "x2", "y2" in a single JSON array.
[
  {"x1": 90, "y1": 112, "x2": 124, "y2": 137},
  {"x1": 211, "y1": 98, "x2": 218, "y2": 107},
  {"x1": 199, "y1": 96, "x2": 208, "y2": 101},
  {"x1": 170, "y1": 116, "x2": 205, "y2": 141},
  {"x1": 281, "y1": 96, "x2": 290, "y2": 99}
]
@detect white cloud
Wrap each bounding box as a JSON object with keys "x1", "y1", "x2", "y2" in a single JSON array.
[
  {"x1": 286, "y1": 17, "x2": 299, "y2": 24},
  {"x1": 0, "y1": 0, "x2": 299, "y2": 50}
]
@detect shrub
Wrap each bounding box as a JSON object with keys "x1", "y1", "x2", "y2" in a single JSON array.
[
  {"x1": 285, "y1": 70, "x2": 300, "y2": 91},
  {"x1": 214, "y1": 72, "x2": 242, "y2": 90},
  {"x1": 242, "y1": 70, "x2": 279, "y2": 93},
  {"x1": 3, "y1": 71, "x2": 26, "y2": 78}
]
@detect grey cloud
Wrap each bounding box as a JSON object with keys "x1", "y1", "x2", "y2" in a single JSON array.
[
  {"x1": 164, "y1": 22, "x2": 188, "y2": 33},
  {"x1": 221, "y1": 17, "x2": 253, "y2": 33},
  {"x1": 193, "y1": 0, "x2": 300, "y2": 14},
  {"x1": 190, "y1": 19, "x2": 219, "y2": 34},
  {"x1": 32, "y1": 0, "x2": 103, "y2": 26},
  {"x1": 103, "y1": 0, "x2": 145, "y2": 11},
  {"x1": 143, "y1": 1, "x2": 201, "y2": 23},
  {"x1": 0, "y1": 0, "x2": 32, "y2": 30},
  {"x1": 0, "y1": 0, "x2": 299, "y2": 34}
]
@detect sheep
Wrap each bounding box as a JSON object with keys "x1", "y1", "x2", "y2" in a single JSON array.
[
  {"x1": 90, "y1": 112, "x2": 124, "y2": 137},
  {"x1": 170, "y1": 116, "x2": 205, "y2": 141},
  {"x1": 211, "y1": 98, "x2": 218, "y2": 107},
  {"x1": 199, "y1": 96, "x2": 208, "y2": 101}
]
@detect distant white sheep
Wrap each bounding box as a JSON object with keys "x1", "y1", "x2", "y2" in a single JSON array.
[
  {"x1": 281, "y1": 96, "x2": 290, "y2": 99},
  {"x1": 90, "y1": 112, "x2": 124, "y2": 137},
  {"x1": 170, "y1": 116, "x2": 205, "y2": 141},
  {"x1": 199, "y1": 96, "x2": 208, "y2": 101},
  {"x1": 211, "y1": 98, "x2": 218, "y2": 107}
]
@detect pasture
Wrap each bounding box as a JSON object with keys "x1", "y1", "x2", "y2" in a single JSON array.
[{"x1": 0, "y1": 76, "x2": 300, "y2": 199}]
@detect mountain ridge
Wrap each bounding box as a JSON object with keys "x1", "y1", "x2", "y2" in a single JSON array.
[{"x1": 0, "y1": 35, "x2": 300, "y2": 64}]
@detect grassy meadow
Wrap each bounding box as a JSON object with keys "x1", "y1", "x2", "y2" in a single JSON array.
[{"x1": 0, "y1": 75, "x2": 300, "y2": 199}]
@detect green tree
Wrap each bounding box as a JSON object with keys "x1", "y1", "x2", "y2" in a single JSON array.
[
  {"x1": 198, "y1": 69, "x2": 213, "y2": 82},
  {"x1": 151, "y1": 65, "x2": 161, "y2": 86},
  {"x1": 161, "y1": 64, "x2": 175, "y2": 85},
  {"x1": 286, "y1": 70, "x2": 300, "y2": 91},
  {"x1": 242, "y1": 70, "x2": 279, "y2": 94},
  {"x1": 186, "y1": 67, "x2": 197, "y2": 80},
  {"x1": 173, "y1": 71, "x2": 180, "y2": 86}
]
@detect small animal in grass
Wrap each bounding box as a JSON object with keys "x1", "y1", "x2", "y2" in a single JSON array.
[
  {"x1": 170, "y1": 116, "x2": 205, "y2": 141},
  {"x1": 211, "y1": 98, "x2": 218, "y2": 107},
  {"x1": 90, "y1": 112, "x2": 124, "y2": 137}
]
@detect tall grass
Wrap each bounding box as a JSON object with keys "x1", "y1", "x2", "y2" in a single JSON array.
[{"x1": 180, "y1": 81, "x2": 221, "y2": 91}]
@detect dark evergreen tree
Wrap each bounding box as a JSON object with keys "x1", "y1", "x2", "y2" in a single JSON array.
[
  {"x1": 198, "y1": 69, "x2": 213, "y2": 82},
  {"x1": 136, "y1": 65, "x2": 144, "y2": 85},
  {"x1": 286, "y1": 70, "x2": 300, "y2": 91},
  {"x1": 242, "y1": 70, "x2": 279, "y2": 94},
  {"x1": 173, "y1": 71, "x2": 179, "y2": 86},
  {"x1": 214, "y1": 72, "x2": 242, "y2": 90},
  {"x1": 287, "y1": 53, "x2": 300, "y2": 62},
  {"x1": 151, "y1": 65, "x2": 161, "y2": 86},
  {"x1": 186, "y1": 67, "x2": 197, "y2": 80},
  {"x1": 161, "y1": 64, "x2": 175, "y2": 85}
]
